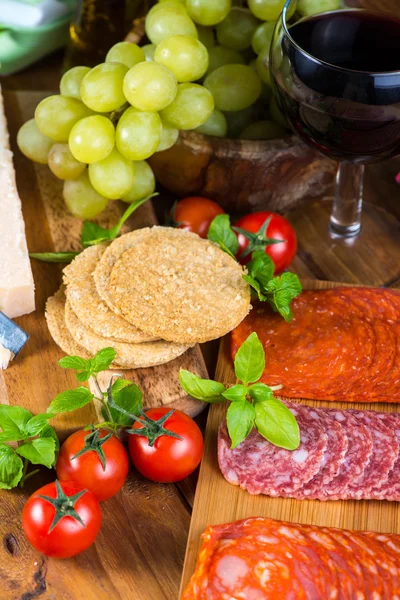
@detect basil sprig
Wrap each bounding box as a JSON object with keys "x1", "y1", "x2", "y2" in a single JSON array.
[
  {"x1": 207, "y1": 215, "x2": 302, "y2": 321},
  {"x1": 180, "y1": 332, "x2": 300, "y2": 450},
  {"x1": 30, "y1": 193, "x2": 157, "y2": 263}
]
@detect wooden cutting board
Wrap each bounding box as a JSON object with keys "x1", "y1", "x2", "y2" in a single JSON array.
[
  {"x1": 180, "y1": 279, "x2": 400, "y2": 596},
  {"x1": 0, "y1": 90, "x2": 206, "y2": 600}
]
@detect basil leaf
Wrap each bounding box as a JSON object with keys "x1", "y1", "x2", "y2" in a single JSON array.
[
  {"x1": 254, "y1": 398, "x2": 300, "y2": 450},
  {"x1": 179, "y1": 369, "x2": 226, "y2": 403},
  {"x1": 0, "y1": 405, "x2": 32, "y2": 437},
  {"x1": 0, "y1": 444, "x2": 23, "y2": 489},
  {"x1": 247, "y1": 250, "x2": 275, "y2": 288},
  {"x1": 234, "y1": 332, "x2": 265, "y2": 385},
  {"x1": 81, "y1": 194, "x2": 157, "y2": 247},
  {"x1": 248, "y1": 383, "x2": 274, "y2": 403},
  {"x1": 16, "y1": 438, "x2": 56, "y2": 469},
  {"x1": 207, "y1": 215, "x2": 239, "y2": 259},
  {"x1": 242, "y1": 274, "x2": 267, "y2": 302},
  {"x1": 39, "y1": 424, "x2": 60, "y2": 453},
  {"x1": 81, "y1": 222, "x2": 112, "y2": 248},
  {"x1": 108, "y1": 381, "x2": 143, "y2": 427},
  {"x1": 58, "y1": 355, "x2": 89, "y2": 370},
  {"x1": 226, "y1": 400, "x2": 255, "y2": 449},
  {"x1": 222, "y1": 384, "x2": 248, "y2": 402},
  {"x1": 24, "y1": 413, "x2": 54, "y2": 437},
  {"x1": 91, "y1": 348, "x2": 117, "y2": 373},
  {"x1": 47, "y1": 387, "x2": 94, "y2": 414},
  {"x1": 264, "y1": 273, "x2": 302, "y2": 322},
  {"x1": 29, "y1": 252, "x2": 80, "y2": 263}
]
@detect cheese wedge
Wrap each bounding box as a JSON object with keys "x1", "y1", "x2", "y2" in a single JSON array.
[{"x1": 0, "y1": 85, "x2": 35, "y2": 318}]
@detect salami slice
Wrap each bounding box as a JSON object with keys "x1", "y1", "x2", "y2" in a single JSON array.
[
  {"x1": 291, "y1": 407, "x2": 348, "y2": 499},
  {"x1": 182, "y1": 517, "x2": 400, "y2": 600},
  {"x1": 231, "y1": 287, "x2": 400, "y2": 404},
  {"x1": 369, "y1": 413, "x2": 400, "y2": 501},
  {"x1": 315, "y1": 410, "x2": 374, "y2": 500},
  {"x1": 347, "y1": 409, "x2": 399, "y2": 497},
  {"x1": 218, "y1": 403, "x2": 327, "y2": 496}
]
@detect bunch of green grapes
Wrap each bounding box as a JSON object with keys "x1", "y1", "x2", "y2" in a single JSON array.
[
  {"x1": 17, "y1": 32, "x2": 213, "y2": 219},
  {"x1": 17, "y1": 0, "x2": 340, "y2": 219}
]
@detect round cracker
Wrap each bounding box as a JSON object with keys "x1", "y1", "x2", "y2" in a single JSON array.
[
  {"x1": 64, "y1": 300, "x2": 191, "y2": 368},
  {"x1": 94, "y1": 228, "x2": 157, "y2": 313},
  {"x1": 109, "y1": 227, "x2": 251, "y2": 344},
  {"x1": 45, "y1": 288, "x2": 91, "y2": 358},
  {"x1": 63, "y1": 244, "x2": 156, "y2": 343}
]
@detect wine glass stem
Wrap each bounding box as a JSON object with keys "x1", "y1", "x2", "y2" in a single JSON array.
[{"x1": 330, "y1": 162, "x2": 364, "y2": 237}]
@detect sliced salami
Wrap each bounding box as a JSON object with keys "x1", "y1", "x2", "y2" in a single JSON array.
[
  {"x1": 231, "y1": 287, "x2": 400, "y2": 404},
  {"x1": 315, "y1": 409, "x2": 374, "y2": 500},
  {"x1": 291, "y1": 407, "x2": 348, "y2": 499},
  {"x1": 182, "y1": 517, "x2": 400, "y2": 600},
  {"x1": 218, "y1": 403, "x2": 327, "y2": 496},
  {"x1": 347, "y1": 410, "x2": 399, "y2": 497}
]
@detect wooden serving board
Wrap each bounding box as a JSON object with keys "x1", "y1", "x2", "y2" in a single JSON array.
[
  {"x1": 180, "y1": 279, "x2": 400, "y2": 596},
  {"x1": 0, "y1": 90, "x2": 206, "y2": 600}
]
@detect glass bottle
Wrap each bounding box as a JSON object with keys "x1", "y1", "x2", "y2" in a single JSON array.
[{"x1": 63, "y1": 0, "x2": 151, "y2": 70}]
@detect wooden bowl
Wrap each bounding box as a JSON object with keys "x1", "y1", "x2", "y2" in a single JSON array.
[{"x1": 148, "y1": 131, "x2": 336, "y2": 214}]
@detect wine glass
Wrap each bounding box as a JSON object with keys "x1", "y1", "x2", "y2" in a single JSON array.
[{"x1": 270, "y1": 1, "x2": 400, "y2": 284}]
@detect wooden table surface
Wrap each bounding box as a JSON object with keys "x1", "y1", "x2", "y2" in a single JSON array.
[{"x1": 1, "y1": 8, "x2": 400, "y2": 596}]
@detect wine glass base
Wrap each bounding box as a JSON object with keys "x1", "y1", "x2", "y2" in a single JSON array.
[{"x1": 286, "y1": 198, "x2": 400, "y2": 287}]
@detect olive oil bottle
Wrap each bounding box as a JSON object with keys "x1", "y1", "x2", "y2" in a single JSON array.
[{"x1": 63, "y1": 0, "x2": 151, "y2": 70}]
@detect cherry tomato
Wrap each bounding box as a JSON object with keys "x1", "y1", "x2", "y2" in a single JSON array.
[
  {"x1": 22, "y1": 480, "x2": 101, "y2": 558},
  {"x1": 56, "y1": 428, "x2": 129, "y2": 502},
  {"x1": 128, "y1": 408, "x2": 204, "y2": 483},
  {"x1": 169, "y1": 196, "x2": 225, "y2": 238},
  {"x1": 234, "y1": 211, "x2": 297, "y2": 272}
]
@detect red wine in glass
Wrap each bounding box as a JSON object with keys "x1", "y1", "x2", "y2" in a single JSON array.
[{"x1": 270, "y1": 4, "x2": 400, "y2": 238}]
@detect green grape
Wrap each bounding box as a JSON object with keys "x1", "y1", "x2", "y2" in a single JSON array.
[
  {"x1": 69, "y1": 115, "x2": 115, "y2": 164},
  {"x1": 80, "y1": 63, "x2": 128, "y2": 112},
  {"x1": 224, "y1": 106, "x2": 253, "y2": 138},
  {"x1": 204, "y1": 64, "x2": 261, "y2": 111},
  {"x1": 194, "y1": 109, "x2": 227, "y2": 137},
  {"x1": 270, "y1": 95, "x2": 287, "y2": 128},
  {"x1": 116, "y1": 106, "x2": 162, "y2": 160},
  {"x1": 154, "y1": 35, "x2": 208, "y2": 82},
  {"x1": 89, "y1": 148, "x2": 135, "y2": 199},
  {"x1": 157, "y1": 121, "x2": 179, "y2": 151},
  {"x1": 260, "y1": 81, "x2": 272, "y2": 103},
  {"x1": 122, "y1": 161, "x2": 156, "y2": 203},
  {"x1": 240, "y1": 119, "x2": 286, "y2": 140},
  {"x1": 256, "y1": 44, "x2": 271, "y2": 84},
  {"x1": 206, "y1": 46, "x2": 244, "y2": 76},
  {"x1": 298, "y1": 0, "x2": 340, "y2": 15},
  {"x1": 106, "y1": 42, "x2": 145, "y2": 68},
  {"x1": 123, "y1": 62, "x2": 177, "y2": 111},
  {"x1": 248, "y1": 0, "x2": 297, "y2": 20},
  {"x1": 63, "y1": 171, "x2": 109, "y2": 219},
  {"x1": 35, "y1": 95, "x2": 92, "y2": 142},
  {"x1": 196, "y1": 25, "x2": 215, "y2": 49},
  {"x1": 17, "y1": 119, "x2": 53, "y2": 164},
  {"x1": 216, "y1": 8, "x2": 260, "y2": 52},
  {"x1": 186, "y1": 0, "x2": 231, "y2": 26},
  {"x1": 48, "y1": 144, "x2": 86, "y2": 180},
  {"x1": 252, "y1": 21, "x2": 275, "y2": 55},
  {"x1": 160, "y1": 83, "x2": 214, "y2": 129},
  {"x1": 142, "y1": 44, "x2": 156, "y2": 61},
  {"x1": 60, "y1": 66, "x2": 91, "y2": 100},
  {"x1": 158, "y1": 0, "x2": 185, "y2": 3},
  {"x1": 145, "y1": 2, "x2": 198, "y2": 45}
]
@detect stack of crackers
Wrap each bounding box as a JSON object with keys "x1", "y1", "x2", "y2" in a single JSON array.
[{"x1": 46, "y1": 227, "x2": 251, "y2": 369}]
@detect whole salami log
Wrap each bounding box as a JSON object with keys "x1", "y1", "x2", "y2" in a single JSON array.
[
  {"x1": 218, "y1": 403, "x2": 400, "y2": 501},
  {"x1": 231, "y1": 287, "x2": 400, "y2": 403},
  {"x1": 182, "y1": 517, "x2": 400, "y2": 599}
]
